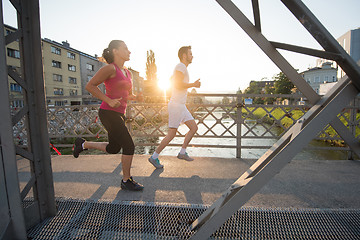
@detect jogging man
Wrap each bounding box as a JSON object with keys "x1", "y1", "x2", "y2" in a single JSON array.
[{"x1": 149, "y1": 46, "x2": 201, "y2": 168}]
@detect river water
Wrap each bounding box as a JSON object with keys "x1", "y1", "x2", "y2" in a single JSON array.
[{"x1": 139, "y1": 112, "x2": 349, "y2": 160}]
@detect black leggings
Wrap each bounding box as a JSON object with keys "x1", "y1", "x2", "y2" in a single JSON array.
[{"x1": 98, "y1": 108, "x2": 135, "y2": 155}]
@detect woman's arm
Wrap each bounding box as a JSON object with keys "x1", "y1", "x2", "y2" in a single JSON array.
[{"x1": 86, "y1": 64, "x2": 122, "y2": 108}]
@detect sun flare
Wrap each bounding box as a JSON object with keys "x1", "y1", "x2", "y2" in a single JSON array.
[{"x1": 157, "y1": 79, "x2": 170, "y2": 90}]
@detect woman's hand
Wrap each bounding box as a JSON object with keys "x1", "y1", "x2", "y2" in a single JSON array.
[
  {"x1": 107, "y1": 98, "x2": 122, "y2": 108},
  {"x1": 127, "y1": 94, "x2": 136, "y2": 101}
]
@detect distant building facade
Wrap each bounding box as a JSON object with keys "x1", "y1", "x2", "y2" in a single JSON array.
[
  {"x1": 316, "y1": 28, "x2": 360, "y2": 79},
  {"x1": 79, "y1": 53, "x2": 105, "y2": 104},
  {"x1": 128, "y1": 68, "x2": 144, "y2": 95},
  {"x1": 337, "y1": 28, "x2": 360, "y2": 79},
  {"x1": 42, "y1": 39, "x2": 82, "y2": 106},
  {"x1": 301, "y1": 62, "x2": 337, "y2": 94},
  {"x1": 4, "y1": 24, "x2": 145, "y2": 107}
]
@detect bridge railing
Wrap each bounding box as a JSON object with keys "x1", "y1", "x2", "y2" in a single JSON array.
[{"x1": 11, "y1": 93, "x2": 360, "y2": 159}]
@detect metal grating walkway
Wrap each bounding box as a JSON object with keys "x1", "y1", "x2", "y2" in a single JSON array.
[{"x1": 26, "y1": 198, "x2": 360, "y2": 239}]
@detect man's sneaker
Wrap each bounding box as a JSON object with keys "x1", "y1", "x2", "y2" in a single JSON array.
[
  {"x1": 148, "y1": 156, "x2": 164, "y2": 169},
  {"x1": 121, "y1": 177, "x2": 144, "y2": 191},
  {"x1": 177, "y1": 152, "x2": 194, "y2": 161},
  {"x1": 73, "y1": 137, "x2": 85, "y2": 158}
]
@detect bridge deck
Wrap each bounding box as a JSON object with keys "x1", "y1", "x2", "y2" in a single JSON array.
[{"x1": 19, "y1": 154, "x2": 360, "y2": 239}]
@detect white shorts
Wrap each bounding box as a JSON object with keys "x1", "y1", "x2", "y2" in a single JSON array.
[{"x1": 168, "y1": 102, "x2": 194, "y2": 129}]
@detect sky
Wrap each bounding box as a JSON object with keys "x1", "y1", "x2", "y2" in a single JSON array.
[{"x1": 2, "y1": 0, "x2": 360, "y2": 93}]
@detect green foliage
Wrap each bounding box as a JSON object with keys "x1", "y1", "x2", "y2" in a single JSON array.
[
  {"x1": 244, "y1": 81, "x2": 262, "y2": 94},
  {"x1": 273, "y1": 72, "x2": 294, "y2": 94}
]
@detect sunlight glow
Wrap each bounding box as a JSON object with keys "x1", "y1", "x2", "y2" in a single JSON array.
[{"x1": 157, "y1": 79, "x2": 170, "y2": 90}]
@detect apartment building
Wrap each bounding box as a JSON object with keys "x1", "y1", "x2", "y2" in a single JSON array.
[
  {"x1": 301, "y1": 62, "x2": 337, "y2": 94},
  {"x1": 80, "y1": 54, "x2": 105, "y2": 104},
  {"x1": 337, "y1": 28, "x2": 360, "y2": 79},
  {"x1": 42, "y1": 39, "x2": 82, "y2": 106},
  {"x1": 4, "y1": 24, "x2": 143, "y2": 107},
  {"x1": 128, "y1": 68, "x2": 144, "y2": 95}
]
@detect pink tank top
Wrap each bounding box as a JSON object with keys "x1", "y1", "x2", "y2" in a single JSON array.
[{"x1": 100, "y1": 63, "x2": 132, "y2": 114}]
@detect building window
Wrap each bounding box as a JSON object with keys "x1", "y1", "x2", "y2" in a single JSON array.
[
  {"x1": 86, "y1": 63, "x2": 94, "y2": 71},
  {"x1": 11, "y1": 100, "x2": 24, "y2": 108},
  {"x1": 51, "y1": 46, "x2": 61, "y2": 55},
  {"x1": 87, "y1": 75, "x2": 92, "y2": 82},
  {"x1": 315, "y1": 76, "x2": 320, "y2": 83},
  {"x1": 67, "y1": 52, "x2": 75, "y2": 59},
  {"x1": 54, "y1": 88, "x2": 63, "y2": 95},
  {"x1": 324, "y1": 76, "x2": 329, "y2": 83},
  {"x1": 53, "y1": 74, "x2": 63, "y2": 82},
  {"x1": 10, "y1": 83, "x2": 22, "y2": 92},
  {"x1": 69, "y1": 77, "x2": 77, "y2": 84},
  {"x1": 7, "y1": 48, "x2": 20, "y2": 58},
  {"x1": 55, "y1": 101, "x2": 65, "y2": 106},
  {"x1": 69, "y1": 89, "x2": 78, "y2": 96},
  {"x1": 52, "y1": 60, "x2": 62, "y2": 68},
  {"x1": 68, "y1": 64, "x2": 76, "y2": 72},
  {"x1": 333, "y1": 76, "x2": 336, "y2": 82}
]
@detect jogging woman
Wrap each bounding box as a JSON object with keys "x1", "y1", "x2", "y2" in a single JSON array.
[{"x1": 73, "y1": 40, "x2": 143, "y2": 191}]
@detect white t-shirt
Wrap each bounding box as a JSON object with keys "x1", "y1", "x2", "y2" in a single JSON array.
[{"x1": 169, "y1": 63, "x2": 189, "y2": 104}]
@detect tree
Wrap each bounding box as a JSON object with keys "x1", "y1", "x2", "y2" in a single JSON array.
[
  {"x1": 146, "y1": 50, "x2": 157, "y2": 83},
  {"x1": 274, "y1": 72, "x2": 294, "y2": 94},
  {"x1": 244, "y1": 81, "x2": 264, "y2": 104},
  {"x1": 244, "y1": 81, "x2": 261, "y2": 94},
  {"x1": 144, "y1": 50, "x2": 160, "y2": 99},
  {"x1": 264, "y1": 84, "x2": 276, "y2": 104}
]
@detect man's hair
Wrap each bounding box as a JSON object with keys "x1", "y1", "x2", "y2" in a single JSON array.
[{"x1": 178, "y1": 46, "x2": 191, "y2": 60}]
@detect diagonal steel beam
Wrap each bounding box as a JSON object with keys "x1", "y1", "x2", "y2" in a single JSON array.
[
  {"x1": 191, "y1": 77, "x2": 358, "y2": 239},
  {"x1": 215, "y1": 0, "x2": 319, "y2": 103},
  {"x1": 190, "y1": 0, "x2": 360, "y2": 238},
  {"x1": 270, "y1": 41, "x2": 344, "y2": 61},
  {"x1": 214, "y1": 0, "x2": 360, "y2": 157},
  {"x1": 251, "y1": 0, "x2": 261, "y2": 32},
  {"x1": 280, "y1": 0, "x2": 360, "y2": 90}
]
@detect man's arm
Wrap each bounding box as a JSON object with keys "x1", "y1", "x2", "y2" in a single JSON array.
[{"x1": 173, "y1": 70, "x2": 201, "y2": 89}]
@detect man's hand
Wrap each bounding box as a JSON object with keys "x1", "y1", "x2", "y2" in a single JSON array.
[{"x1": 193, "y1": 79, "x2": 201, "y2": 88}]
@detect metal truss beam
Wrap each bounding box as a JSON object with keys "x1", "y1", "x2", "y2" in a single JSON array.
[
  {"x1": 281, "y1": 0, "x2": 360, "y2": 89},
  {"x1": 17, "y1": 0, "x2": 57, "y2": 228},
  {"x1": 190, "y1": 0, "x2": 360, "y2": 238},
  {"x1": 214, "y1": 0, "x2": 360, "y2": 162},
  {"x1": 191, "y1": 78, "x2": 358, "y2": 239},
  {"x1": 1, "y1": 0, "x2": 57, "y2": 237},
  {"x1": 0, "y1": 1, "x2": 27, "y2": 239}
]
